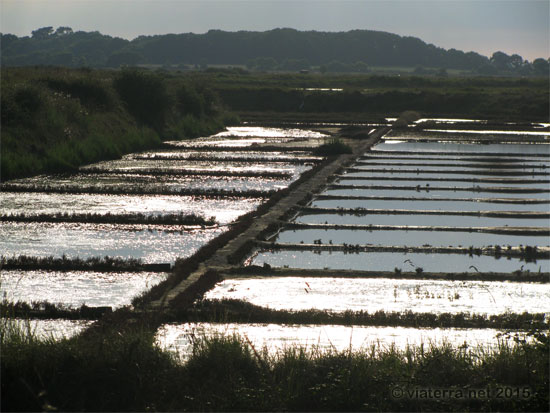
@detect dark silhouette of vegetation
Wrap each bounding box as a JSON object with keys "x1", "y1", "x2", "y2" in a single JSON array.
[
  {"x1": 1, "y1": 319, "x2": 548, "y2": 411},
  {"x1": 0, "y1": 212, "x2": 217, "y2": 226},
  {"x1": 216, "y1": 82, "x2": 548, "y2": 120},
  {"x1": 187, "y1": 299, "x2": 548, "y2": 330},
  {"x1": 313, "y1": 139, "x2": 353, "y2": 156},
  {"x1": 1, "y1": 67, "x2": 235, "y2": 181},
  {"x1": 2, "y1": 27, "x2": 549, "y2": 76},
  {"x1": 1, "y1": 300, "x2": 111, "y2": 320},
  {"x1": 113, "y1": 69, "x2": 171, "y2": 132},
  {"x1": 1, "y1": 181, "x2": 277, "y2": 197},
  {"x1": 0, "y1": 255, "x2": 169, "y2": 272}
]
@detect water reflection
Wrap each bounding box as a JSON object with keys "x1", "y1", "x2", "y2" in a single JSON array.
[
  {"x1": 275, "y1": 228, "x2": 549, "y2": 248},
  {"x1": 207, "y1": 277, "x2": 550, "y2": 315},
  {"x1": 374, "y1": 141, "x2": 550, "y2": 155},
  {"x1": 2, "y1": 318, "x2": 93, "y2": 340},
  {"x1": 252, "y1": 250, "x2": 548, "y2": 273},
  {"x1": 156, "y1": 323, "x2": 525, "y2": 359},
  {"x1": 1, "y1": 270, "x2": 167, "y2": 308},
  {"x1": 1, "y1": 193, "x2": 260, "y2": 224},
  {"x1": 0, "y1": 222, "x2": 225, "y2": 264},
  {"x1": 311, "y1": 198, "x2": 550, "y2": 212},
  {"x1": 296, "y1": 213, "x2": 550, "y2": 229}
]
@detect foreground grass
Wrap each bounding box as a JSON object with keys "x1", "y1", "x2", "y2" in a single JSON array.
[{"x1": 1, "y1": 318, "x2": 548, "y2": 411}]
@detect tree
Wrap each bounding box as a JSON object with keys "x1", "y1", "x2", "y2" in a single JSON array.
[
  {"x1": 106, "y1": 51, "x2": 142, "y2": 67},
  {"x1": 31, "y1": 26, "x2": 54, "y2": 39},
  {"x1": 532, "y1": 58, "x2": 549, "y2": 76},
  {"x1": 113, "y1": 69, "x2": 171, "y2": 131},
  {"x1": 510, "y1": 54, "x2": 524, "y2": 70},
  {"x1": 490, "y1": 51, "x2": 512, "y2": 71},
  {"x1": 55, "y1": 26, "x2": 73, "y2": 36}
]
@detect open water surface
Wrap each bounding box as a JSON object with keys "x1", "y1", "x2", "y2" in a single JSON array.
[
  {"x1": 274, "y1": 228, "x2": 548, "y2": 248},
  {"x1": 1, "y1": 270, "x2": 167, "y2": 308},
  {"x1": 206, "y1": 276, "x2": 550, "y2": 315},
  {"x1": 0, "y1": 222, "x2": 224, "y2": 263},
  {"x1": 296, "y1": 213, "x2": 549, "y2": 229},
  {"x1": 156, "y1": 323, "x2": 526, "y2": 359},
  {"x1": 251, "y1": 250, "x2": 548, "y2": 273}
]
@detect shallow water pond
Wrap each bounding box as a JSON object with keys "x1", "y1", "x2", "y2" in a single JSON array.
[
  {"x1": 324, "y1": 188, "x2": 550, "y2": 200},
  {"x1": 165, "y1": 126, "x2": 327, "y2": 148},
  {"x1": 0, "y1": 222, "x2": 225, "y2": 264},
  {"x1": 1, "y1": 193, "x2": 261, "y2": 224},
  {"x1": 156, "y1": 323, "x2": 525, "y2": 358},
  {"x1": 1, "y1": 270, "x2": 167, "y2": 308},
  {"x1": 213, "y1": 126, "x2": 328, "y2": 139},
  {"x1": 373, "y1": 141, "x2": 550, "y2": 155},
  {"x1": 81, "y1": 158, "x2": 307, "y2": 177},
  {"x1": 357, "y1": 157, "x2": 550, "y2": 168},
  {"x1": 296, "y1": 213, "x2": 550, "y2": 229},
  {"x1": 342, "y1": 170, "x2": 550, "y2": 181},
  {"x1": 274, "y1": 228, "x2": 548, "y2": 248},
  {"x1": 127, "y1": 150, "x2": 320, "y2": 163},
  {"x1": 8, "y1": 173, "x2": 290, "y2": 193},
  {"x1": 207, "y1": 277, "x2": 550, "y2": 315},
  {"x1": 3, "y1": 318, "x2": 93, "y2": 340},
  {"x1": 251, "y1": 250, "x2": 548, "y2": 273},
  {"x1": 336, "y1": 177, "x2": 550, "y2": 190},
  {"x1": 347, "y1": 167, "x2": 548, "y2": 178},
  {"x1": 354, "y1": 162, "x2": 550, "y2": 172},
  {"x1": 311, "y1": 198, "x2": 550, "y2": 212},
  {"x1": 386, "y1": 129, "x2": 550, "y2": 139}
]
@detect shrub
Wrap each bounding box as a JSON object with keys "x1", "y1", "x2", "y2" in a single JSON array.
[
  {"x1": 313, "y1": 138, "x2": 353, "y2": 156},
  {"x1": 113, "y1": 69, "x2": 171, "y2": 131},
  {"x1": 45, "y1": 77, "x2": 114, "y2": 110}
]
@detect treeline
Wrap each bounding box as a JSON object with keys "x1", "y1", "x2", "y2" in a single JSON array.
[
  {"x1": 1, "y1": 67, "x2": 236, "y2": 180},
  {"x1": 2, "y1": 27, "x2": 549, "y2": 75},
  {"x1": 216, "y1": 84, "x2": 549, "y2": 120}
]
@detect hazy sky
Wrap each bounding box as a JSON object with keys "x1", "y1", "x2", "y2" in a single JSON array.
[{"x1": 1, "y1": 0, "x2": 549, "y2": 61}]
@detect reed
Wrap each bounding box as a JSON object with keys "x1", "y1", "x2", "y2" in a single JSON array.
[
  {"x1": 0, "y1": 211, "x2": 217, "y2": 226},
  {"x1": 181, "y1": 299, "x2": 549, "y2": 330},
  {"x1": 1, "y1": 318, "x2": 547, "y2": 411}
]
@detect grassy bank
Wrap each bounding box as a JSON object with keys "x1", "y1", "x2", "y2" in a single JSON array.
[
  {"x1": 1, "y1": 67, "x2": 237, "y2": 181},
  {"x1": 1, "y1": 318, "x2": 548, "y2": 411},
  {"x1": 194, "y1": 71, "x2": 549, "y2": 121},
  {"x1": 184, "y1": 299, "x2": 549, "y2": 330}
]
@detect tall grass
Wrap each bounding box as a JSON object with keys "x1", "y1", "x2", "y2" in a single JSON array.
[
  {"x1": 1, "y1": 319, "x2": 548, "y2": 411},
  {"x1": 0, "y1": 67, "x2": 231, "y2": 181}
]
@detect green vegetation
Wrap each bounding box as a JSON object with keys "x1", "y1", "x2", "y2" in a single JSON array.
[
  {"x1": 186, "y1": 299, "x2": 548, "y2": 330},
  {"x1": 210, "y1": 73, "x2": 548, "y2": 121},
  {"x1": 0, "y1": 67, "x2": 234, "y2": 181},
  {"x1": 1, "y1": 181, "x2": 276, "y2": 197},
  {"x1": 2, "y1": 301, "x2": 112, "y2": 320},
  {"x1": 3, "y1": 27, "x2": 549, "y2": 76},
  {"x1": 313, "y1": 138, "x2": 353, "y2": 156},
  {"x1": 0, "y1": 255, "x2": 169, "y2": 272},
  {"x1": 0, "y1": 212, "x2": 217, "y2": 226},
  {"x1": 1, "y1": 319, "x2": 548, "y2": 411}
]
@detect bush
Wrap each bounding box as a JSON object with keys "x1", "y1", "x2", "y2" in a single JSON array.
[
  {"x1": 45, "y1": 77, "x2": 114, "y2": 110},
  {"x1": 313, "y1": 138, "x2": 353, "y2": 156},
  {"x1": 176, "y1": 83, "x2": 205, "y2": 117},
  {"x1": 113, "y1": 69, "x2": 171, "y2": 131}
]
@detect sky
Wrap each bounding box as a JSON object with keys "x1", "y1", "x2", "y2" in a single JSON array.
[{"x1": 1, "y1": 0, "x2": 549, "y2": 61}]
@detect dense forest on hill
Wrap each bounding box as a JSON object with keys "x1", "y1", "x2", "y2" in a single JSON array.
[{"x1": 2, "y1": 27, "x2": 549, "y2": 75}]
